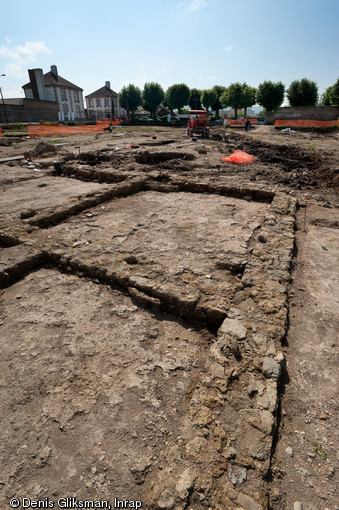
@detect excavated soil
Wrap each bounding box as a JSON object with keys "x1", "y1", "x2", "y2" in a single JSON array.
[{"x1": 0, "y1": 125, "x2": 338, "y2": 510}]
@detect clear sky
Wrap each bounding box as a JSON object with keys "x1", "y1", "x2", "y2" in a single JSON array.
[{"x1": 1, "y1": 0, "x2": 338, "y2": 105}]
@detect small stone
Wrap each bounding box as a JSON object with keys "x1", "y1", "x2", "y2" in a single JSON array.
[
  {"x1": 158, "y1": 490, "x2": 174, "y2": 509},
  {"x1": 285, "y1": 447, "x2": 294, "y2": 458},
  {"x1": 224, "y1": 446, "x2": 237, "y2": 460},
  {"x1": 219, "y1": 318, "x2": 247, "y2": 340},
  {"x1": 262, "y1": 357, "x2": 281, "y2": 380},
  {"x1": 293, "y1": 502, "x2": 303, "y2": 510},
  {"x1": 274, "y1": 351, "x2": 285, "y2": 363},
  {"x1": 40, "y1": 445, "x2": 51, "y2": 461},
  {"x1": 229, "y1": 466, "x2": 247, "y2": 486},
  {"x1": 315, "y1": 195, "x2": 327, "y2": 202},
  {"x1": 297, "y1": 467, "x2": 310, "y2": 477},
  {"x1": 257, "y1": 231, "x2": 268, "y2": 243},
  {"x1": 231, "y1": 338, "x2": 241, "y2": 358},
  {"x1": 195, "y1": 406, "x2": 213, "y2": 427},
  {"x1": 318, "y1": 412, "x2": 328, "y2": 420},
  {"x1": 20, "y1": 208, "x2": 37, "y2": 219},
  {"x1": 176, "y1": 468, "x2": 196, "y2": 499},
  {"x1": 327, "y1": 466, "x2": 335, "y2": 477}
]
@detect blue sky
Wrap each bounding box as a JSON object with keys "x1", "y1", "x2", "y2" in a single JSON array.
[{"x1": 1, "y1": 0, "x2": 338, "y2": 105}]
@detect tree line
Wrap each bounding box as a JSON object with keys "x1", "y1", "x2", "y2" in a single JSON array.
[{"x1": 119, "y1": 77, "x2": 339, "y2": 120}]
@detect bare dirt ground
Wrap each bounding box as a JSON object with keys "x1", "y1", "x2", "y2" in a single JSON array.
[{"x1": 0, "y1": 124, "x2": 338, "y2": 510}]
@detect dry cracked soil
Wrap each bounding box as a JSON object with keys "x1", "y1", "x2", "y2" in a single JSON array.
[{"x1": 0, "y1": 124, "x2": 338, "y2": 510}]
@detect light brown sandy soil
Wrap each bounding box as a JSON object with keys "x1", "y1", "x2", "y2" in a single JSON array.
[{"x1": 0, "y1": 125, "x2": 338, "y2": 510}]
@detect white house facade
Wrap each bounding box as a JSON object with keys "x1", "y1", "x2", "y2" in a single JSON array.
[
  {"x1": 85, "y1": 82, "x2": 125, "y2": 120},
  {"x1": 22, "y1": 65, "x2": 85, "y2": 121}
]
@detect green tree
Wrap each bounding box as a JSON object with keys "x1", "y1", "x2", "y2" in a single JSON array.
[
  {"x1": 166, "y1": 83, "x2": 190, "y2": 113},
  {"x1": 286, "y1": 78, "x2": 318, "y2": 107},
  {"x1": 211, "y1": 85, "x2": 226, "y2": 118},
  {"x1": 201, "y1": 89, "x2": 217, "y2": 112},
  {"x1": 332, "y1": 77, "x2": 339, "y2": 105},
  {"x1": 256, "y1": 81, "x2": 285, "y2": 112},
  {"x1": 189, "y1": 88, "x2": 202, "y2": 109},
  {"x1": 321, "y1": 85, "x2": 335, "y2": 106},
  {"x1": 142, "y1": 82, "x2": 164, "y2": 120},
  {"x1": 162, "y1": 90, "x2": 172, "y2": 112},
  {"x1": 320, "y1": 78, "x2": 339, "y2": 106},
  {"x1": 220, "y1": 82, "x2": 243, "y2": 119},
  {"x1": 241, "y1": 84, "x2": 257, "y2": 118},
  {"x1": 119, "y1": 84, "x2": 142, "y2": 120}
]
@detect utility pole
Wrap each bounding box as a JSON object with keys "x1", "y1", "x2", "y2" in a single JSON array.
[{"x1": 0, "y1": 74, "x2": 8, "y2": 123}]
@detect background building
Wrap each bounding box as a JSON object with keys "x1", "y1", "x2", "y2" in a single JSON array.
[
  {"x1": 85, "y1": 82, "x2": 125, "y2": 120},
  {"x1": 22, "y1": 65, "x2": 85, "y2": 121}
]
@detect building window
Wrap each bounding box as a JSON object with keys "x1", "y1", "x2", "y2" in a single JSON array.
[
  {"x1": 63, "y1": 103, "x2": 68, "y2": 115},
  {"x1": 96, "y1": 98, "x2": 101, "y2": 108},
  {"x1": 74, "y1": 91, "x2": 80, "y2": 103},
  {"x1": 104, "y1": 98, "x2": 110, "y2": 108},
  {"x1": 104, "y1": 110, "x2": 110, "y2": 118},
  {"x1": 87, "y1": 99, "x2": 93, "y2": 108},
  {"x1": 61, "y1": 89, "x2": 67, "y2": 101}
]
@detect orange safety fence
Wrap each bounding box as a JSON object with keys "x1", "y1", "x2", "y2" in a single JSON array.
[
  {"x1": 227, "y1": 118, "x2": 257, "y2": 126},
  {"x1": 221, "y1": 150, "x2": 255, "y2": 165},
  {"x1": 274, "y1": 119, "x2": 339, "y2": 127},
  {"x1": 96, "y1": 118, "x2": 121, "y2": 125},
  {"x1": 0, "y1": 126, "x2": 3, "y2": 136},
  {"x1": 27, "y1": 119, "x2": 121, "y2": 138}
]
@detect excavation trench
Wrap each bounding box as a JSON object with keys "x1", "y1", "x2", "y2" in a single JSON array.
[
  {"x1": 24, "y1": 176, "x2": 274, "y2": 231},
  {"x1": 0, "y1": 248, "x2": 224, "y2": 332},
  {"x1": 0, "y1": 233, "x2": 22, "y2": 248},
  {"x1": 4, "y1": 187, "x2": 273, "y2": 330},
  {"x1": 0, "y1": 171, "x2": 298, "y2": 509},
  {"x1": 49, "y1": 253, "x2": 226, "y2": 332}
]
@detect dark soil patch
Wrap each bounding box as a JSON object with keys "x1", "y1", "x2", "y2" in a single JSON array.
[
  {"x1": 135, "y1": 150, "x2": 195, "y2": 164},
  {"x1": 309, "y1": 218, "x2": 339, "y2": 229}
]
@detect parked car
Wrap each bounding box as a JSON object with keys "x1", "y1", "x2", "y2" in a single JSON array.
[
  {"x1": 138, "y1": 117, "x2": 153, "y2": 122},
  {"x1": 257, "y1": 118, "x2": 266, "y2": 125}
]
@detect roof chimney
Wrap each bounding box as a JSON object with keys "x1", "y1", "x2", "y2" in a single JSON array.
[
  {"x1": 28, "y1": 69, "x2": 46, "y2": 100},
  {"x1": 51, "y1": 65, "x2": 58, "y2": 78},
  {"x1": 105, "y1": 81, "x2": 110, "y2": 90}
]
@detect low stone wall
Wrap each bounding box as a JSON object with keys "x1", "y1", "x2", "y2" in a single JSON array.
[
  {"x1": 266, "y1": 106, "x2": 339, "y2": 124},
  {"x1": 143, "y1": 192, "x2": 297, "y2": 509},
  {"x1": 0, "y1": 99, "x2": 58, "y2": 123}
]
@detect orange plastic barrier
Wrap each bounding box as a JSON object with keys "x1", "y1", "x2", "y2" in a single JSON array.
[
  {"x1": 27, "y1": 122, "x2": 120, "y2": 137},
  {"x1": 274, "y1": 119, "x2": 339, "y2": 127},
  {"x1": 221, "y1": 150, "x2": 255, "y2": 165},
  {"x1": 227, "y1": 118, "x2": 257, "y2": 126},
  {"x1": 96, "y1": 118, "x2": 121, "y2": 126},
  {"x1": 0, "y1": 126, "x2": 3, "y2": 137}
]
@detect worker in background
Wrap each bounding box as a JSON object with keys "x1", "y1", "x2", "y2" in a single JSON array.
[{"x1": 245, "y1": 118, "x2": 251, "y2": 132}]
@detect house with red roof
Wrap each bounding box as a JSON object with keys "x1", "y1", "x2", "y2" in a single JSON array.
[{"x1": 22, "y1": 65, "x2": 85, "y2": 121}]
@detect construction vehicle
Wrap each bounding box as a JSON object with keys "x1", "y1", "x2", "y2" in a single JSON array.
[{"x1": 187, "y1": 110, "x2": 210, "y2": 138}]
